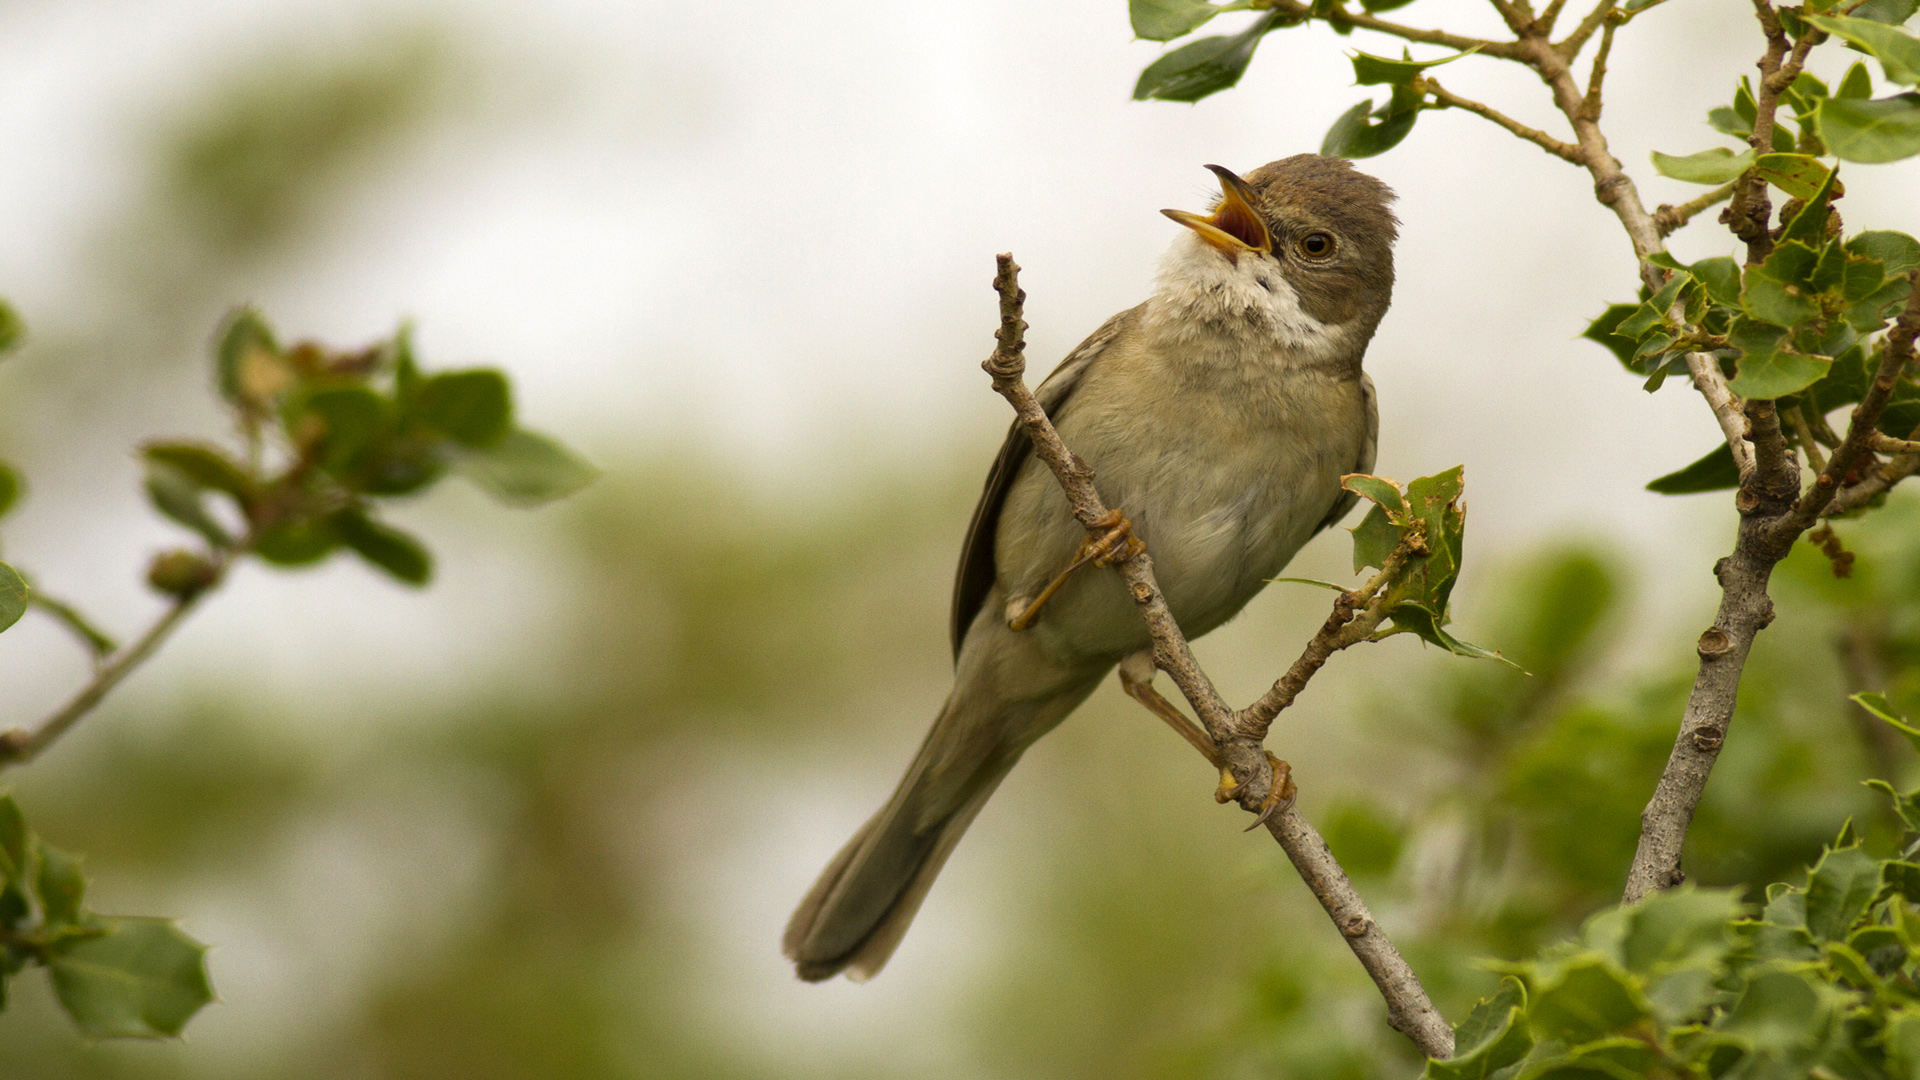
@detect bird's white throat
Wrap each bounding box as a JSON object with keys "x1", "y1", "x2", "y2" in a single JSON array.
[{"x1": 1143, "y1": 231, "x2": 1343, "y2": 365}]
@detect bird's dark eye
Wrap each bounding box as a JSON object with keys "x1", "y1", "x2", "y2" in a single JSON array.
[{"x1": 1297, "y1": 232, "x2": 1334, "y2": 258}]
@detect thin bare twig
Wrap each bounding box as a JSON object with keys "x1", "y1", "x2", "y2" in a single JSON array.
[
  {"x1": 981, "y1": 254, "x2": 1454, "y2": 1058},
  {"x1": 1654, "y1": 182, "x2": 1738, "y2": 236},
  {"x1": 1419, "y1": 77, "x2": 1583, "y2": 164},
  {"x1": 1580, "y1": 16, "x2": 1617, "y2": 117},
  {"x1": 1785, "y1": 404, "x2": 1828, "y2": 475},
  {"x1": 27, "y1": 592, "x2": 118, "y2": 664},
  {"x1": 0, "y1": 593, "x2": 205, "y2": 768},
  {"x1": 1557, "y1": 0, "x2": 1618, "y2": 58},
  {"x1": 1261, "y1": 0, "x2": 1528, "y2": 60}
]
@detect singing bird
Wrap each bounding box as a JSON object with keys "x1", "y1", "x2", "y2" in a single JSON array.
[{"x1": 784, "y1": 154, "x2": 1398, "y2": 981}]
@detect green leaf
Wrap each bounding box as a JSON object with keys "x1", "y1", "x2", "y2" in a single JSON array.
[
  {"x1": 1729, "y1": 316, "x2": 1830, "y2": 399},
  {"x1": 0, "y1": 461, "x2": 18, "y2": 521},
  {"x1": 1133, "y1": 12, "x2": 1280, "y2": 102},
  {"x1": 1866, "y1": 779, "x2": 1920, "y2": 831},
  {"x1": 48, "y1": 918, "x2": 214, "y2": 1038},
  {"x1": 1582, "y1": 304, "x2": 1643, "y2": 367},
  {"x1": 1885, "y1": 859, "x2": 1920, "y2": 902},
  {"x1": 143, "y1": 463, "x2": 233, "y2": 549},
  {"x1": 1804, "y1": 15, "x2": 1920, "y2": 85},
  {"x1": 0, "y1": 298, "x2": 22, "y2": 355},
  {"x1": 414, "y1": 369, "x2": 512, "y2": 448},
  {"x1": 1805, "y1": 844, "x2": 1879, "y2": 941},
  {"x1": 1349, "y1": 504, "x2": 1399, "y2": 573},
  {"x1": 1423, "y1": 976, "x2": 1531, "y2": 1079},
  {"x1": 1847, "y1": 230, "x2": 1920, "y2": 276},
  {"x1": 1839, "y1": 61, "x2": 1875, "y2": 100},
  {"x1": 141, "y1": 442, "x2": 253, "y2": 500},
  {"x1": 1853, "y1": 691, "x2": 1920, "y2": 750},
  {"x1": 1718, "y1": 969, "x2": 1832, "y2": 1055},
  {"x1": 1818, "y1": 93, "x2": 1920, "y2": 162},
  {"x1": 1530, "y1": 956, "x2": 1650, "y2": 1043},
  {"x1": 213, "y1": 307, "x2": 286, "y2": 406},
  {"x1": 1643, "y1": 441, "x2": 1751, "y2": 495},
  {"x1": 1320, "y1": 96, "x2": 1419, "y2": 159},
  {"x1": 253, "y1": 516, "x2": 340, "y2": 566},
  {"x1": 1617, "y1": 274, "x2": 1688, "y2": 341},
  {"x1": 331, "y1": 508, "x2": 432, "y2": 585},
  {"x1": 0, "y1": 794, "x2": 28, "y2": 883},
  {"x1": 1690, "y1": 257, "x2": 1743, "y2": 306},
  {"x1": 1351, "y1": 46, "x2": 1476, "y2": 85},
  {"x1": 1855, "y1": 0, "x2": 1919, "y2": 23},
  {"x1": 295, "y1": 386, "x2": 392, "y2": 473},
  {"x1": 1621, "y1": 887, "x2": 1744, "y2": 974},
  {"x1": 1131, "y1": 0, "x2": 1220, "y2": 41},
  {"x1": 1359, "y1": 0, "x2": 1417, "y2": 11},
  {"x1": 1778, "y1": 166, "x2": 1840, "y2": 248},
  {"x1": 1651, "y1": 147, "x2": 1755, "y2": 184},
  {"x1": 0, "y1": 562, "x2": 27, "y2": 635},
  {"x1": 453, "y1": 428, "x2": 597, "y2": 508},
  {"x1": 1752, "y1": 153, "x2": 1832, "y2": 199},
  {"x1": 35, "y1": 843, "x2": 85, "y2": 926}
]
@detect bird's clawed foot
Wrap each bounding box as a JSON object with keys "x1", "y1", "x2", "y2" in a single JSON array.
[
  {"x1": 1215, "y1": 752, "x2": 1296, "y2": 831},
  {"x1": 1008, "y1": 510, "x2": 1145, "y2": 632}
]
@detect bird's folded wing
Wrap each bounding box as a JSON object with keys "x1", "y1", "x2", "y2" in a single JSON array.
[
  {"x1": 1312, "y1": 372, "x2": 1378, "y2": 536},
  {"x1": 948, "y1": 304, "x2": 1142, "y2": 661}
]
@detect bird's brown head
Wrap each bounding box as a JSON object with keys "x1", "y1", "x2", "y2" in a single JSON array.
[{"x1": 1162, "y1": 155, "x2": 1398, "y2": 331}]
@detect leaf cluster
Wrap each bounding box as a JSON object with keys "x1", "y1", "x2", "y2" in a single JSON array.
[
  {"x1": 1340, "y1": 467, "x2": 1516, "y2": 665},
  {"x1": 1583, "y1": 175, "x2": 1918, "y2": 493},
  {"x1": 1425, "y1": 819, "x2": 1920, "y2": 1080},
  {"x1": 0, "y1": 792, "x2": 211, "y2": 1039},
  {"x1": 142, "y1": 308, "x2": 595, "y2": 590}
]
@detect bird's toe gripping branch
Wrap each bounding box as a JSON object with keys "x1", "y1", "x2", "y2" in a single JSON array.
[{"x1": 1007, "y1": 509, "x2": 1144, "y2": 632}]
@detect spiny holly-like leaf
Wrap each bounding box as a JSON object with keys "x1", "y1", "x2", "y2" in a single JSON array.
[
  {"x1": 1530, "y1": 956, "x2": 1651, "y2": 1044},
  {"x1": 1728, "y1": 317, "x2": 1830, "y2": 399},
  {"x1": 1805, "y1": 844, "x2": 1880, "y2": 941},
  {"x1": 1422, "y1": 976, "x2": 1531, "y2": 1078},
  {"x1": 0, "y1": 298, "x2": 22, "y2": 355},
  {"x1": 1818, "y1": 93, "x2": 1920, "y2": 162},
  {"x1": 1350, "y1": 45, "x2": 1476, "y2": 85},
  {"x1": 1617, "y1": 273, "x2": 1688, "y2": 341},
  {"x1": 332, "y1": 508, "x2": 432, "y2": 586},
  {"x1": 1583, "y1": 304, "x2": 1643, "y2": 367},
  {"x1": 1779, "y1": 167, "x2": 1840, "y2": 248},
  {"x1": 0, "y1": 562, "x2": 27, "y2": 635},
  {"x1": 48, "y1": 918, "x2": 213, "y2": 1038},
  {"x1": 1133, "y1": 12, "x2": 1281, "y2": 102},
  {"x1": 1866, "y1": 778, "x2": 1920, "y2": 832},
  {"x1": 1131, "y1": 0, "x2": 1220, "y2": 41},
  {"x1": 454, "y1": 428, "x2": 597, "y2": 508},
  {"x1": 1689, "y1": 256, "x2": 1743, "y2": 306},
  {"x1": 1805, "y1": 15, "x2": 1920, "y2": 85},
  {"x1": 1853, "y1": 691, "x2": 1920, "y2": 751},
  {"x1": 1321, "y1": 96, "x2": 1419, "y2": 159},
  {"x1": 1848, "y1": 230, "x2": 1920, "y2": 276},
  {"x1": 1652, "y1": 147, "x2": 1755, "y2": 184}
]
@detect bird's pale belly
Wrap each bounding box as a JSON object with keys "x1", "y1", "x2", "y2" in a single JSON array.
[{"x1": 1002, "y1": 378, "x2": 1362, "y2": 665}]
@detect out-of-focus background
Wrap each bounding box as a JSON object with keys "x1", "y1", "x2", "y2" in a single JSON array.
[{"x1": 2, "y1": 0, "x2": 1918, "y2": 1076}]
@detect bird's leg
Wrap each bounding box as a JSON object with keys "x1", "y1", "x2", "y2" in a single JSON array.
[
  {"x1": 1118, "y1": 652, "x2": 1222, "y2": 768},
  {"x1": 1118, "y1": 656, "x2": 1296, "y2": 828},
  {"x1": 1007, "y1": 510, "x2": 1145, "y2": 632}
]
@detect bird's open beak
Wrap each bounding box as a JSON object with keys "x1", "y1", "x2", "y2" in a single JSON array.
[{"x1": 1162, "y1": 165, "x2": 1271, "y2": 258}]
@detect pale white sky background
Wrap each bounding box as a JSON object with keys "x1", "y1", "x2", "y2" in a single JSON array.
[{"x1": 0, "y1": 0, "x2": 1916, "y2": 1071}]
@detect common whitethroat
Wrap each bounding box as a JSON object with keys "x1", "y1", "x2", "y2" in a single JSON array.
[{"x1": 785, "y1": 154, "x2": 1398, "y2": 982}]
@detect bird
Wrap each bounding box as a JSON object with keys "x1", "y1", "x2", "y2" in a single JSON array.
[{"x1": 784, "y1": 154, "x2": 1397, "y2": 982}]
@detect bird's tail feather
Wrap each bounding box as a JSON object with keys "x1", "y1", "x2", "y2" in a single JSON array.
[{"x1": 783, "y1": 663, "x2": 1100, "y2": 981}]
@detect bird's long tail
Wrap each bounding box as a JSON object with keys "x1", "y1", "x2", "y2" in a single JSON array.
[{"x1": 783, "y1": 665, "x2": 1100, "y2": 981}]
